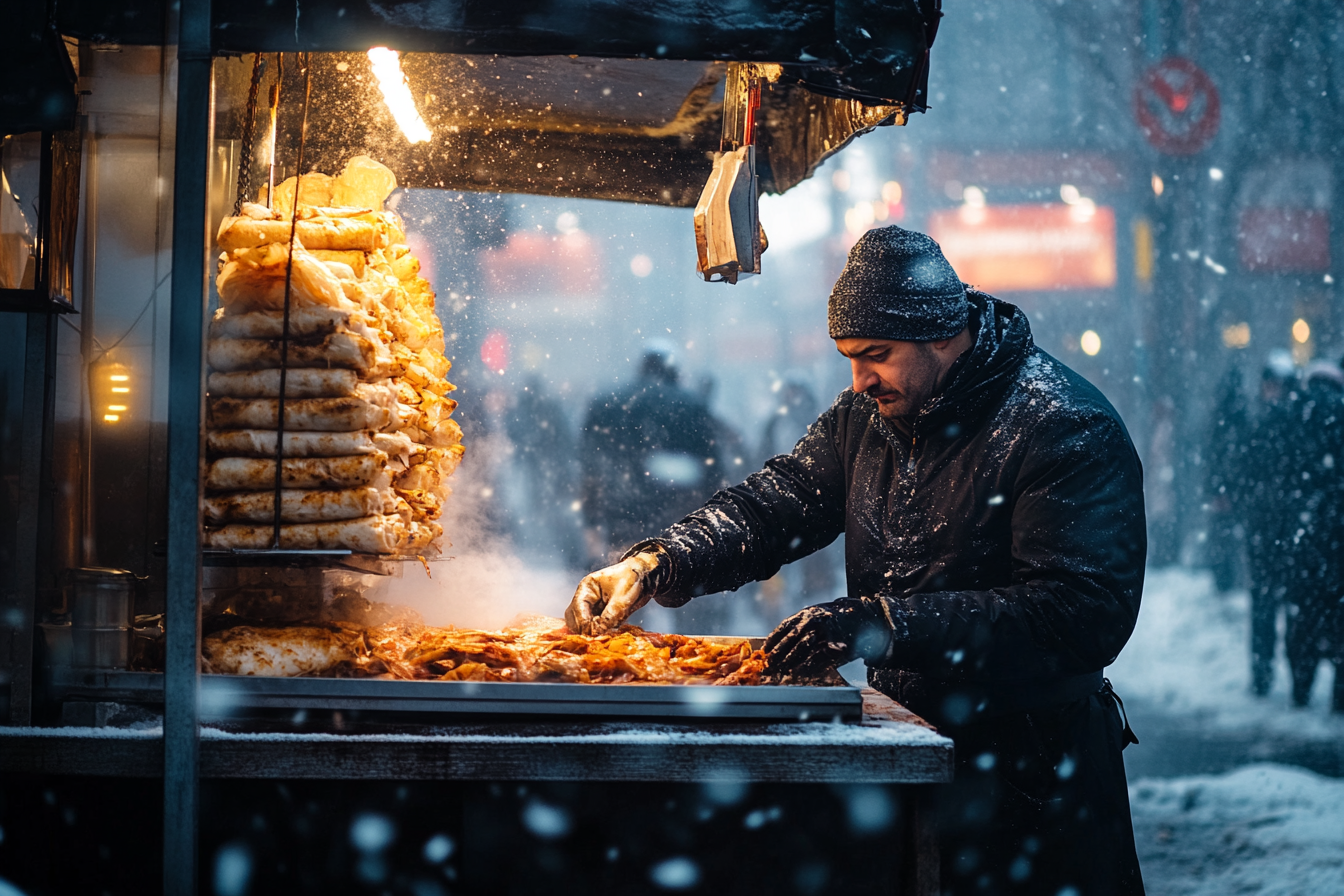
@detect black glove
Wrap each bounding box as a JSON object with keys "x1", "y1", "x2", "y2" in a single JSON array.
[{"x1": 764, "y1": 597, "x2": 893, "y2": 680}]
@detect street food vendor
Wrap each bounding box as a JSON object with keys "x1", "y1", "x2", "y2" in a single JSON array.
[{"x1": 566, "y1": 226, "x2": 1147, "y2": 895}]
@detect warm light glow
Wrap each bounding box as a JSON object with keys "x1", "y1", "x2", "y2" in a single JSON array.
[
  {"x1": 1151, "y1": 174, "x2": 1164, "y2": 196},
  {"x1": 1292, "y1": 318, "x2": 1311, "y2": 344},
  {"x1": 1069, "y1": 197, "x2": 1097, "y2": 223},
  {"x1": 1080, "y1": 330, "x2": 1102, "y2": 356},
  {"x1": 881, "y1": 181, "x2": 903, "y2": 204},
  {"x1": 109, "y1": 374, "x2": 129, "y2": 382},
  {"x1": 108, "y1": 405, "x2": 127, "y2": 412},
  {"x1": 630, "y1": 254, "x2": 653, "y2": 277},
  {"x1": 1209, "y1": 168, "x2": 1224, "y2": 182},
  {"x1": 872, "y1": 200, "x2": 889, "y2": 222},
  {"x1": 111, "y1": 387, "x2": 130, "y2": 393},
  {"x1": 367, "y1": 47, "x2": 433, "y2": 144},
  {"x1": 103, "y1": 414, "x2": 120, "y2": 423},
  {"x1": 831, "y1": 169, "x2": 851, "y2": 193},
  {"x1": 962, "y1": 185, "x2": 986, "y2": 207},
  {"x1": 845, "y1": 201, "x2": 877, "y2": 236},
  {"x1": 1060, "y1": 184, "x2": 1081, "y2": 204},
  {"x1": 1222, "y1": 322, "x2": 1251, "y2": 348}
]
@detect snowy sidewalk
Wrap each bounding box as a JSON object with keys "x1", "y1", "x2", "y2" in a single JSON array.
[
  {"x1": 1109, "y1": 567, "x2": 1344, "y2": 779},
  {"x1": 1129, "y1": 764, "x2": 1344, "y2": 896},
  {"x1": 1110, "y1": 568, "x2": 1344, "y2": 894}
]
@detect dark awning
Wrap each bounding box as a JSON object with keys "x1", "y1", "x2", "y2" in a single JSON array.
[{"x1": 9, "y1": 0, "x2": 942, "y2": 205}]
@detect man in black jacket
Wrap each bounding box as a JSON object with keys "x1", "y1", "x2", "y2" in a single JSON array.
[{"x1": 566, "y1": 226, "x2": 1147, "y2": 895}]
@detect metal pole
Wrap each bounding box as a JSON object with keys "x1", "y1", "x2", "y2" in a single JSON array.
[
  {"x1": 6, "y1": 311, "x2": 56, "y2": 726},
  {"x1": 164, "y1": 0, "x2": 212, "y2": 890}
]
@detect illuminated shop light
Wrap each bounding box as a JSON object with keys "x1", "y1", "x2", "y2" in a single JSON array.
[
  {"x1": 1080, "y1": 330, "x2": 1102, "y2": 356},
  {"x1": 1292, "y1": 319, "x2": 1311, "y2": 344},
  {"x1": 93, "y1": 361, "x2": 133, "y2": 424},
  {"x1": 1222, "y1": 322, "x2": 1251, "y2": 349},
  {"x1": 368, "y1": 47, "x2": 433, "y2": 144}
]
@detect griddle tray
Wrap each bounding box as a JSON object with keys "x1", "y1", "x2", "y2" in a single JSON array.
[{"x1": 201, "y1": 676, "x2": 863, "y2": 722}]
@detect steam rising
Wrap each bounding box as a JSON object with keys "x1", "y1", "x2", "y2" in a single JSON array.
[{"x1": 365, "y1": 446, "x2": 576, "y2": 630}]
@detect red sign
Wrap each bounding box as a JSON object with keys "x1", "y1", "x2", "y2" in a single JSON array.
[
  {"x1": 1134, "y1": 58, "x2": 1221, "y2": 156},
  {"x1": 927, "y1": 203, "x2": 1117, "y2": 294},
  {"x1": 1237, "y1": 208, "x2": 1332, "y2": 273}
]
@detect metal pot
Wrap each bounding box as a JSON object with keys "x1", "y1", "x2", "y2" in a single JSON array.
[
  {"x1": 72, "y1": 626, "x2": 131, "y2": 669},
  {"x1": 67, "y1": 567, "x2": 138, "y2": 669},
  {"x1": 68, "y1": 567, "x2": 136, "y2": 628}
]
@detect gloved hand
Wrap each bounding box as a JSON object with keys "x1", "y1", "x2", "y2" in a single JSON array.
[
  {"x1": 764, "y1": 598, "x2": 893, "y2": 680},
  {"x1": 565, "y1": 550, "x2": 665, "y2": 635}
]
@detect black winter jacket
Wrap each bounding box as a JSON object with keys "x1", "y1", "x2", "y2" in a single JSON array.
[{"x1": 642, "y1": 295, "x2": 1147, "y2": 711}]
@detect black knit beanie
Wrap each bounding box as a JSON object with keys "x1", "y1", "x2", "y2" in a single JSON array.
[{"x1": 828, "y1": 226, "x2": 970, "y2": 342}]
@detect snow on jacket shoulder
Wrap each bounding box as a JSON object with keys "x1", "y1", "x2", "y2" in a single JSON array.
[{"x1": 639, "y1": 293, "x2": 1147, "y2": 688}]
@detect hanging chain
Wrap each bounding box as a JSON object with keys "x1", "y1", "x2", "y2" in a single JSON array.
[
  {"x1": 272, "y1": 52, "x2": 313, "y2": 548},
  {"x1": 232, "y1": 53, "x2": 267, "y2": 215}
]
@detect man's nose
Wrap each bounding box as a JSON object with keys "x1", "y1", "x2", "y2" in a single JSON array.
[{"x1": 851, "y1": 361, "x2": 877, "y2": 394}]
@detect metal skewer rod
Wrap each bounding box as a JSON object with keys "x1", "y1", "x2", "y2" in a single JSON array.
[
  {"x1": 272, "y1": 52, "x2": 312, "y2": 548},
  {"x1": 265, "y1": 53, "x2": 283, "y2": 209}
]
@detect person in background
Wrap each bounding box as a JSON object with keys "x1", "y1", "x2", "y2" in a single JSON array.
[
  {"x1": 1280, "y1": 361, "x2": 1344, "y2": 710},
  {"x1": 1202, "y1": 366, "x2": 1249, "y2": 592},
  {"x1": 579, "y1": 342, "x2": 722, "y2": 568},
  {"x1": 1243, "y1": 350, "x2": 1298, "y2": 697},
  {"x1": 568, "y1": 227, "x2": 1146, "y2": 895}
]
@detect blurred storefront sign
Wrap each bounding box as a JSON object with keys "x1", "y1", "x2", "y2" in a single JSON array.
[
  {"x1": 1237, "y1": 208, "x2": 1331, "y2": 273},
  {"x1": 1134, "y1": 57, "x2": 1221, "y2": 156},
  {"x1": 1235, "y1": 159, "x2": 1332, "y2": 273},
  {"x1": 927, "y1": 150, "x2": 1122, "y2": 192},
  {"x1": 927, "y1": 203, "x2": 1117, "y2": 293}
]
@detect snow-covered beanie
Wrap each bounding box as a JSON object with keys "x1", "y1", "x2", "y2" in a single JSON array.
[{"x1": 827, "y1": 226, "x2": 970, "y2": 342}]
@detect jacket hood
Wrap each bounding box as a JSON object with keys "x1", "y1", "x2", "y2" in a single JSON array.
[{"x1": 910, "y1": 291, "x2": 1033, "y2": 436}]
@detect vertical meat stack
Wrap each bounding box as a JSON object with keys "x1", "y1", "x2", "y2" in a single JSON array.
[{"x1": 201, "y1": 156, "x2": 462, "y2": 555}]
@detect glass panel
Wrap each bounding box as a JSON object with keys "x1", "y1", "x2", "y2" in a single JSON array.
[
  {"x1": 37, "y1": 44, "x2": 178, "y2": 625},
  {"x1": 0, "y1": 133, "x2": 42, "y2": 290}
]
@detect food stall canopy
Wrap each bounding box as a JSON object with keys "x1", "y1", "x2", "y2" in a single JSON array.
[{"x1": 25, "y1": 0, "x2": 941, "y2": 205}]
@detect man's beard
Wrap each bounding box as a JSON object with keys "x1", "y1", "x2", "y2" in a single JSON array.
[{"x1": 869, "y1": 344, "x2": 944, "y2": 420}]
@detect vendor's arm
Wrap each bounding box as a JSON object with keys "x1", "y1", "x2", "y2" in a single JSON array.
[
  {"x1": 629, "y1": 397, "x2": 852, "y2": 606},
  {"x1": 871, "y1": 408, "x2": 1146, "y2": 680}
]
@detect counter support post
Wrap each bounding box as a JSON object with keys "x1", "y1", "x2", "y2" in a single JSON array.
[
  {"x1": 164, "y1": 0, "x2": 212, "y2": 891},
  {"x1": 902, "y1": 785, "x2": 940, "y2": 896}
]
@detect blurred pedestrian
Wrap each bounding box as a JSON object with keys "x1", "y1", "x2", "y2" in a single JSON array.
[
  {"x1": 579, "y1": 342, "x2": 722, "y2": 567},
  {"x1": 1202, "y1": 366, "x2": 1249, "y2": 592},
  {"x1": 1243, "y1": 350, "x2": 1298, "y2": 697},
  {"x1": 1281, "y1": 361, "x2": 1344, "y2": 710}
]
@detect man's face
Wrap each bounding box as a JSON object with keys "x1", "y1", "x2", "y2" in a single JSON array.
[{"x1": 835, "y1": 337, "x2": 946, "y2": 419}]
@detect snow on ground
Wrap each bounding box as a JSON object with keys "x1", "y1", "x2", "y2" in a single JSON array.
[
  {"x1": 1129, "y1": 764, "x2": 1344, "y2": 896},
  {"x1": 1108, "y1": 567, "x2": 1343, "y2": 737}
]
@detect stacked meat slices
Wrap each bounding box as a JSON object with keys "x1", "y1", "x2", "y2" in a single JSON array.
[{"x1": 202, "y1": 156, "x2": 463, "y2": 555}]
